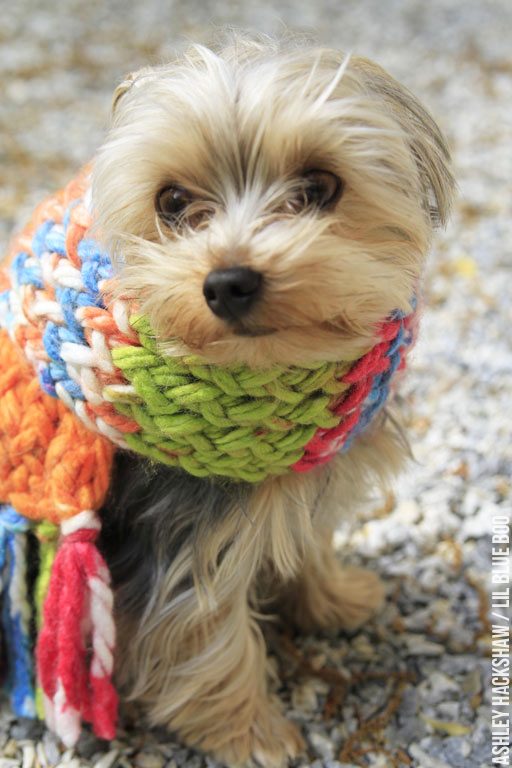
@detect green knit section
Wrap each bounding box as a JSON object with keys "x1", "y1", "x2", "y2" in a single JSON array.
[
  {"x1": 34, "y1": 521, "x2": 59, "y2": 719},
  {"x1": 109, "y1": 316, "x2": 357, "y2": 482}
]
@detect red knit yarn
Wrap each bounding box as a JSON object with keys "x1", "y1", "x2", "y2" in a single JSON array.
[
  {"x1": 36, "y1": 526, "x2": 118, "y2": 744},
  {"x1": 293, "y1": 315, "x2": 412, "y2": 472}
]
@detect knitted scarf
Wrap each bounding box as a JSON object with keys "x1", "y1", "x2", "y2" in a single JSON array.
[{"x1": 0, "y1": 168, "x2": 416, "y2": 746}]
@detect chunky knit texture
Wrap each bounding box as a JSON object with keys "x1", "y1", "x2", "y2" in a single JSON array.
[{"x1": 0, "y1": 167, "x2": 417, "y2": 746}]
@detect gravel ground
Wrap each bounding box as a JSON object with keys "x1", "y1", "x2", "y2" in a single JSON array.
[{"x1": 1, "y1": 1, "x2": 511, "y2": 767}]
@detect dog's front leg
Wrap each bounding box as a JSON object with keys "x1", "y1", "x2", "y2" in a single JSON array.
[
  {"x1": 113, "y1": 484, "x2": 305, "y2": 768},
  {"x1": 280, "y1": 524, "x2": 385, "y2": 633},
  {"x1": 155, "y1": 587, "x2": 304, "y2": 767}
]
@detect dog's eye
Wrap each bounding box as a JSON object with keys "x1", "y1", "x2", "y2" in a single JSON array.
[
  {"x1": 303, "y1": 170, "x2": 343, "y2": 210},
  {"x1": 286, "y1": 170, "x2": 344, "y2": 213},
  {"x1": 156, "y1": 184, "x2": 192, "y2": 225}
]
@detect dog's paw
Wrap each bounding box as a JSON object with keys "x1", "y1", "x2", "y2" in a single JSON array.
[
  {"x1": 331, "y1": 566, "x2": 385, "y2": 631},
  {"x1": 211, "y1": 703, "x2": 305, "y2": 768},
  {"x1": 250, "y1": 706, "x2": 305, "y2": 768},
  {"x1": 292, "y1": 566, "x2": 385, "y2": 633}
]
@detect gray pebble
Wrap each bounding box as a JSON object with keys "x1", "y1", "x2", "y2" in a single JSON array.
[
  {"x1": 76, "y1": 731, "x2": 109, "y2": 761},
  {"x1": 462, "y1": 668, "x2": 482, "y2": 699},
  {"x1": 94, "y1": 749, "x2": 120, "y2": 768},
  {"x1": 419, "y1": 671, "x2": 460, "y2": 705},
  {"x1": 436, "y1": 701, "x2": 461, "y2": 720},
  {"x1": 42, "y1": 731, "x2": 62, "y2": 766},
  {"x1": 10, "y1": 719, "x2": 44, "y2": 742},
  {"x1": 402, "y1": 634, "x2": 445, "y2": 656},
  {"x1": 409, "y1": 744, "x2": 452, "y2": 768},
  {"x1": 308, "y1": 730, "x2": 335, "y2": 760}
]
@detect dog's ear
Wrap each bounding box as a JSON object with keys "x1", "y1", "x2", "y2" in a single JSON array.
[
  {"x1": 111, "y1": 67, "x2": 157, "y2": 116},
  {"x1": 350, "y1": 56, "x2": 455, "y2": 227}
]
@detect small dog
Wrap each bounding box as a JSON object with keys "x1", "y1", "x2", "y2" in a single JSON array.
[{"x1": 94, "y1": 33, "x2": 454, "y2": 767}]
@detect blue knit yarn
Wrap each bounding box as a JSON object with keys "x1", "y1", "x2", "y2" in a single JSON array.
[
  {"x1": 12, "y1": 252, "x2": 44, "y2": 290},
  {"x1": 31, "y1": 220, "x2": 55, "y2": 261},
  {"x1": 0, "y1": 505, "x2": 36, "y2": 718},
  {"x1": 1, "y1": 204, "x2": 114, "y2": 403},
  {"x1": 342, "y1": 308, "x2": 414, "y2": 451}
]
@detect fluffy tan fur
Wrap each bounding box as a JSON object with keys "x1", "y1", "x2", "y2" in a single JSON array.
[
  {"x1": 114, "y1": 417, "x2": 405, "y2": 766},
  {"x1": 92, "y1": 32, "x2": 454, "y2": 767}
]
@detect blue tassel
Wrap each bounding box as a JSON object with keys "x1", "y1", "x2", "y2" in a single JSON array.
[{"x1": 0, "y1": 505, "x2": 36, "y2": 718}]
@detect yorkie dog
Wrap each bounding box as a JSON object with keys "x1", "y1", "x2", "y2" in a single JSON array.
[{"x1": 94, "y1": 33, "x2": 454, "y2": 767}]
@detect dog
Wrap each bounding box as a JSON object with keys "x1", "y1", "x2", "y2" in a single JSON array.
[{"x1": 92, "y1": 32, "x2": 454, "y2": 767}]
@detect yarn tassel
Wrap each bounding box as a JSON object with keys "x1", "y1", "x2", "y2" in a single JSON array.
[
  {"x1": 34, "y1": 521, "x2": 60, "y2": 719},
  {"x1": 36, "y1": 510, "x2": 117, "y2": 747},
  {"x1": 0, "y1": 505, "x2": 36, "y2": 718}
]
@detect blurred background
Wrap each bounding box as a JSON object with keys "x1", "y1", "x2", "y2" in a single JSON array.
[
  {"x1": 1, "y1": 0, "x2": 511, "y2": 242},
  {"x1": 1, "y1": 1, "x2": 511, "y2": 767}
]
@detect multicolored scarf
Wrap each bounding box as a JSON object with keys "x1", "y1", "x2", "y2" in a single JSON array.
[{"x1": 0, "y1": 168, "x2": 416, "y2": 745}]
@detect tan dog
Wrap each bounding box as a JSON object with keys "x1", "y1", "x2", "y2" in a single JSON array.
[{"x1": 95, "y1": 32, "x2": 454, "y2": 767}]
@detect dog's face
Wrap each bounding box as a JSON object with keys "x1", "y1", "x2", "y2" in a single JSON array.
[{"x1": 93, "y1": 37, "x2": 453, "y2": 367}]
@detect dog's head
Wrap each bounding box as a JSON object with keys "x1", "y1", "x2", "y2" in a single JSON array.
[{"x1": 93, "y1": 34, "x2": 454, "y2": 367}]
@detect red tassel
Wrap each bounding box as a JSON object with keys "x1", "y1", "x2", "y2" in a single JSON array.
[{"x1": 36, "y1": 511, "x2": 118, "y2": 747}]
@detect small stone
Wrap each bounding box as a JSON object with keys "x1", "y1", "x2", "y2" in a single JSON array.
[
  {"x1": 291, "y1": 681, "x2": 318, "y2": 713},
  {"x1": 325, "y1": 762, "x2": 355, "y2": 768},
  {"x1": 179, "y1": 756, "x2": 202, "y2": 768},
  {"x1": 396, "y1": 499, "x2": 421, "y2": 523},
  {"x1": 461, "y1": 742, "x2": 471, "y2": 758},
  {"x1": 57, "y1": 759, "x2": 81, "y2": 768},
  {"x1": 350, "y1": 634, "x2": 376, "y2": 660},
  {"x1": 116, "y1": 759, "x2": 134, "y2": 768},
  {"x1": 21, "y1": 744, "x2": 36, "y2": 768},
  {"x1": 157, "y1": 745, "x2": 180, "y2": 758},
  {"x1": 416, "y1": 566, "x2": 447, "y2": 593},
  {"x1": 169, "y1": 749, "x2": 191, "y2": 765},
  {"x1": 443, "y1": 736, "x2": 472, "y2": 762},
  {"x1": 402, "y1": 606, "x2": 433, "y2": 632},
  {"x1": 367, "y1": 755, "x2": 391, "y2": 767},
  {"x1": 436, "y1": 701, "x2": 461, "y2": 720},
  {"x1": 409, "y1": 744, "x2": 452, "y2": 768},
  {"x1": 2, "y1": 740, "x2": 20, "y2": 759},
  {"x1": 134, "y1": 751, "x2": 165, "y2": 768},
  {"x1": 93, "y1": 749, "x2": 120, "y2": 768},
  {"x1": 334, "y1": 765, "x2": 362, "y2": 768},
  {"x1": 447, "y1": 625, "x2": 477, "y2": 652},
  {"x1": 308, "y1": 730, "x2": 334, "y2": 760},
  {"x1": 397, "y1": 686, "x2": 418, "y2": 720},
  {"x1": 11, "y1": 718, "x2": 44, "y2": 742},
  {"x1": 76, "y1": 730, "x2": 109, "y2": 760},
  {"x1": 42, "y1": 731, "x2": 62, "y2": 766},
  {"x1": 402, "y1": 634, "x2": 445, "y2": 656},
  {"x1": 469, "y1": 722, "x2": 493, "y2": 764},
  {"x1": 385, "y1": 524, "x2": 409, "y2": 548},
  {"x1": 460, "y1": 503, "x2": 495, "y2": 539},
  {"x1": 461, "y1": 667, "x2": 482, "y2": 696},
  {"x1": 36, "y1": 743, "x2": 49, "y2": 768},
  {"x1": 419, "y1": 671, "x2": 460, "y2": 704}
]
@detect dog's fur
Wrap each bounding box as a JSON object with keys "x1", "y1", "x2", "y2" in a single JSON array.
[{"x1": 95, "y1": 33, "x2": 454, "y2": 767}]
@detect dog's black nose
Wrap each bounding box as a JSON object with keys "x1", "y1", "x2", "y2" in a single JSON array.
[{"x1": 203, "y1": 267, "x2": 262, "y2": 321}]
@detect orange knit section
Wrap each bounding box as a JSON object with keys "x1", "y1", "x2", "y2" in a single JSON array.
[{"x1": 0, "y1": 330, "x2": 114, "y2": 523}]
